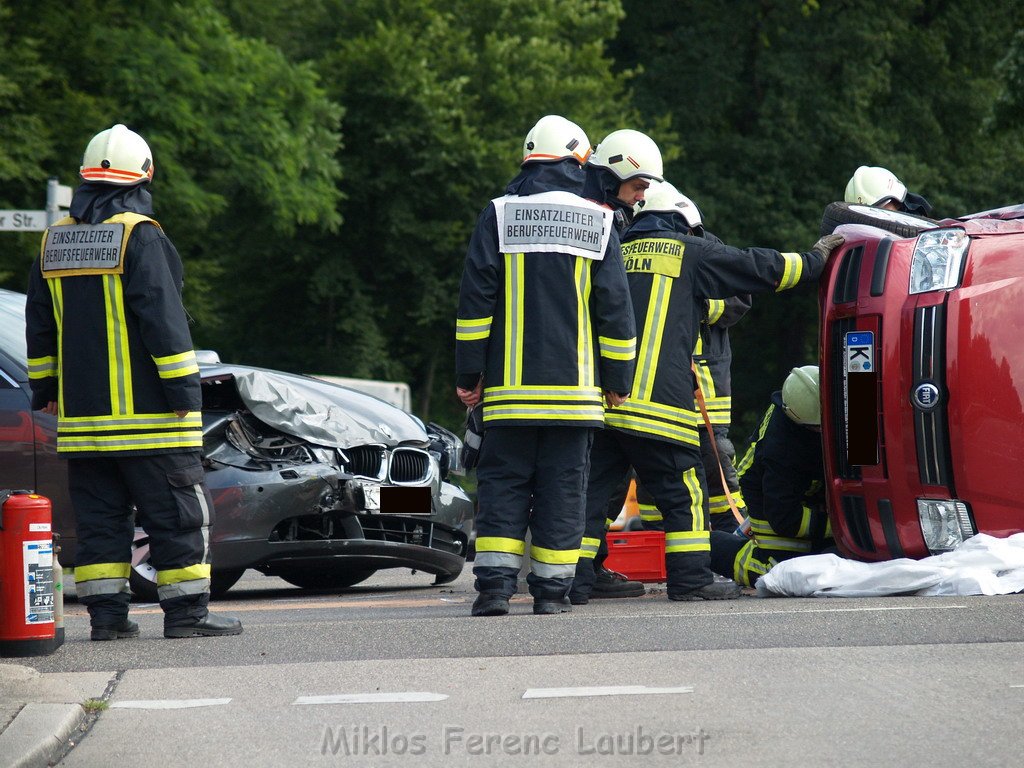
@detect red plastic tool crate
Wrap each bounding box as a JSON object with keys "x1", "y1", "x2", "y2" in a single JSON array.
[{"x1": 603, "y1": 530, "x2": 666, "y2": 583}]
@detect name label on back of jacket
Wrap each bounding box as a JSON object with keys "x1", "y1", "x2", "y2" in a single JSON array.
[
  {"x1": 622, "y1": 238, "x2": 683, "y2": 277},
  {"x1": 41, "y1": 223, "x2": 126, "y2": 276},
  {"x1": 499, "y1": 201, "x2": 605, "y2": 256}
]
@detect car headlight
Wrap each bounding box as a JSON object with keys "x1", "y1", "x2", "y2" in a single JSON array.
[
  {"x1": 917, "y1": 498, "x2": 975, "y2": 554},
  {"x1": 909, "y1": 228, "x2": 969, "y2": 294},
  {"x1": 427, "y1": 422, "x2": 465, "y2": 478}
]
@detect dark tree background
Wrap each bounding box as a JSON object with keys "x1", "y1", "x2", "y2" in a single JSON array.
[{"x1": 2, "y1": 0, "x2": 1022, "y2": 446}]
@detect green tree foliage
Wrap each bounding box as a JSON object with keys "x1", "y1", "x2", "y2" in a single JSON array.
[
  {"x1": 226, "y1": 0, "x2": 638, "y2": 424},
  {"x1": 0, "y1": 0, "x2": 342, "y2": 347},
  {"x1": 3, "y1": 0, "x2": 1024, "y2": 442},
  {"x1": 613, "y1": 0, "x2": 1024, "y2": 439},
  {"x1": 0, "y1": 1, "x2": 60, "y2": 285}
]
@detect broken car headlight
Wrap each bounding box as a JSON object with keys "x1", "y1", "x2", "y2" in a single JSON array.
[
  {"x1": 909, "y1": 228, "x2": 969, "y2": 295},
  {"x1": 427, "y1": 422, "x2": 465, "y2": 478},
  {"x1": 917, "y1": 498, "x2": 975, "y2": 554}
]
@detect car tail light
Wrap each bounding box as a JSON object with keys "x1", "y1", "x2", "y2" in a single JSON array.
[{"x1": 917, "y1": 499, "x2": 975, "y2": 553}]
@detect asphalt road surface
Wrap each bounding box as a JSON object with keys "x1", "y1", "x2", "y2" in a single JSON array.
[{"x1": 34, "y1": 568, "x2": 1024, "y2": 767}]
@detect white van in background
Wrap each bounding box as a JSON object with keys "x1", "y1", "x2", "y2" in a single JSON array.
[{"x1": 310, "y1": 375, "x2": 412, "y2": 413}]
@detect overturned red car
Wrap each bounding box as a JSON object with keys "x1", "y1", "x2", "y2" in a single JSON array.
[{"x1": 819, "y1": 202, "x2": 1024, "y2": 560}]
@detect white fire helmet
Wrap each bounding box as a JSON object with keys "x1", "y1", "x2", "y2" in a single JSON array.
[
  {"x1": 589, "y1": 129, "x2": 664, "y2": 182},
  {"x1": 635, "y1": 180, "x2": 702, "y2": 228},
  {"x1": 844, "y1": 166, "x2": 907, "y2": 207},
  {"x1": 522, "y1": 115, "x2": 591, "y2": 165},
  {"x1": 80, "y1": 124, "x2": 154, "y2": 185},
  {"x1": 781, "y1": 365, "x2": 821, "y2": 426}
]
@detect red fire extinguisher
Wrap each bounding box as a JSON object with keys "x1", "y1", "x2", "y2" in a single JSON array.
[{"x1": 0, "y1": 490, "x2": 57, "y2": 657}]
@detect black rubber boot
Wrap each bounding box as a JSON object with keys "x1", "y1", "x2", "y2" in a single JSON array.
[
  {"x1": 590, "y1": 566, "x2": 645, "y2": 599},
  {"x1": 471, "y1": 592, "x2": 510, "y2": 617},
  {"x1": 91, "y1": 618, "x2": 140, "y2": 641},
  {"x1": 533, "y1": 598, "x2": 572, "y2": 615},
  {"x1": 164, "y1": 612, "x2": 243, "y2": 638},
  {"x1": 667, "y1": 580, "x2": 742, "y2": 601}
]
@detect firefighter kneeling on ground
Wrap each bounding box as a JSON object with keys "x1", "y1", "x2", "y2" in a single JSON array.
[{"x1": 709, "y1": 365, "x2": 833, "y2": 587}]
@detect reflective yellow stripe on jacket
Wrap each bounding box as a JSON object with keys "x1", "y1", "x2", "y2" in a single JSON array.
[
  {"x1": 603, "y1": 397, "x2": 700, "y2": 446},
  {"x1": 456, "y1": 316, "x2": 492, "y2": 342},
  {"x1": 153, "y1": 350, "x2": 199, "y2": 379},
  {"x1": 776, "y1": 253, "x2": 804, "y2": 291},
  {"x1": 482, "y1": 385, "x2": 605, "y2": 423}
]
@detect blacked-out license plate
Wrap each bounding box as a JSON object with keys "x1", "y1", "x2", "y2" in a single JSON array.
[
  {"x1": 379, "y1": 486, "x2": 432, "y2": 515},
  {"x1": 845, "y1": 331, "x2": 878, "y2": 465}
]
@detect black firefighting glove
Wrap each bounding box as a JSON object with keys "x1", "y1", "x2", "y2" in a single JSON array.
[{"x1": 811, "y1": 233, "x2": 845, "y2": 260}]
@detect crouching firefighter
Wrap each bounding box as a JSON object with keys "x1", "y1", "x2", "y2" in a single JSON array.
[
  {"x1": 709, "y1": 366, "x2": 833, "y2": 587},
  {"x1": 455, "y1": 115, "x2": 636, "y2": 616},
  {"x1": 572, "y1": 180, "x2": 845, "y2": 603},
  {"x1": 25, "y1": 124, "x2": 242, "y2": 640}
]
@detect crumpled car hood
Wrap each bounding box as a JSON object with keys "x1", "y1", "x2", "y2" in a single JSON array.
[{"x1": 201, "y1": 364, "x2": 427, "y2": 448}]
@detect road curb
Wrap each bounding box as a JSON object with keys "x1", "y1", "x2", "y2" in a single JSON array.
[{"x1": 0, "y1": 702, "x2": 85, "y2": 768}]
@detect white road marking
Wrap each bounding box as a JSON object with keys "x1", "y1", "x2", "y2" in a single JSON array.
[
  {"x1": 585, "y1": 605, "x2": 970, "y2": 619},
  {"x1": 292, "y1": 692, "x2": 448, "y2": 705},
  {"x1": 111, "y1": 698, "x2": 232, "y2": 709},
  {"x1": 523, "y1": 685, "x2": 694, "y2": 700},
  {"x1": 1010, "y1": 685, "x2": 1024, "y2": 688}
]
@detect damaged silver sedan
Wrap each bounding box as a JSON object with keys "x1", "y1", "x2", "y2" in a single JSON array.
[
  {"x1": 127, "y1": 364, "x2": 474, "y2": 599},
  {"x1": 0, "y1": 286, "x2": 473, "y2": 600}
]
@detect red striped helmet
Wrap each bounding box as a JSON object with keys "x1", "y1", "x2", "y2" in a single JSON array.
[
  {"x1": 80, "y1": 124, "x2": 154, "y2": 185},
  {"x1": 590, "y1": 129, "x2": 663, "y2": 182},
  {"x1": 522, "y1": 115, "x2": 591, "y2": 165}
]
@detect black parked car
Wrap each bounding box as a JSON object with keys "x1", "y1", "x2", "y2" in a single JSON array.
[{"x1": 0, "y1": 289, "x2": 474, "y2": 599}]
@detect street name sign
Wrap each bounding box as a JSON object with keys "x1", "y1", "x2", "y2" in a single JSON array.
[{"x1": 0, "y1": 210, "x2": 48, "y2": 232}]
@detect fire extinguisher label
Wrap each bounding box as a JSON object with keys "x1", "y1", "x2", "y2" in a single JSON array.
[{"x1": 24, "y1": 541, "x2": 55, "y2": 624}]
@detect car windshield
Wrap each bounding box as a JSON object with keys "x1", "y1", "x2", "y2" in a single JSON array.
[{"x1": 0, "y1": 290, "x2": 27, "y2": 365}]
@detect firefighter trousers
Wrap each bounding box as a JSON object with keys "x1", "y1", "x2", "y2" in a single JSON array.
[
  {"x1": 68, "y1": 451, "x2": 213, "y2": 627},
  {"x1": 472, "y1": 426, "x2": 594, "y2": 601},
  {"x1": 574, "y1": 430, "x2": 713, "y2": 600}
]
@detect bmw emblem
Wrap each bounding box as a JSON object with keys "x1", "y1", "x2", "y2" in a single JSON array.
[{"x1": 911, "y1": 382, "x2": 941, "y2": 410}]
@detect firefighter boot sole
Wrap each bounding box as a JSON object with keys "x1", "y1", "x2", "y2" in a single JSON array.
[
  {"x1": 667, "y1": 580, "x2": 743, "y2": 601},
  {"x1": 533, "y1": 598, "x2": 573, "y2": 615},
  {"x1": 471, "y1": 593, "x2": 510, "y2": 617},
  {"x1": 164, "y1": 613, "x2": 243, "y2": 638},
  {"x1": 590, "y1": 568, "x2": 646, "y2": 599},
  {"x1": 91, "y1": 620, "x2": 140, "y2": 641}
]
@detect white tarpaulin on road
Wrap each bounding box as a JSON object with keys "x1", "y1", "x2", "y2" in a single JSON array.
[{"x1": 755, "y1": 533, "x2": 1024, "y2": 597}]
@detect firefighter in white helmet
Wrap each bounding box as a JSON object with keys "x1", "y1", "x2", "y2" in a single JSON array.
[
  {"x1": 583, "y1": 128, "x2": 664, "y2": 233},
  {"x1": 844, "y1": 165, "x2": 932, "y2": 217},
  {"x1": 456, "y1": 115, "x2": 637, "y2": 616},
  {"x1": 709, "y1": 365, "x2": 833, "y2": 588},
  {"x1": 26, "y1": 124, "x2": 242, "y2": 640},
  {"x1": 571, "y1": 180, "x2": 844, "y2": 603}
]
